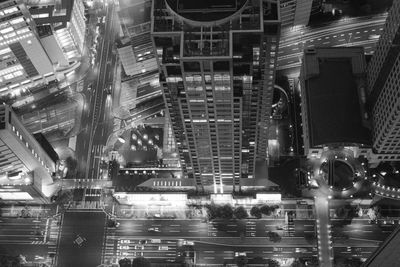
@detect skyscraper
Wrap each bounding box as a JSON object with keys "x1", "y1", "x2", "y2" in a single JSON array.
[
  {"x1": 0, "y1": 104, "x2": 58, "y2": 203},
  {"x1": 0, "y1": 0, "x2": 55, "y2": 97},
  {"x1": 279, "y1": 0, "x2": 316, "y2": 28},
  {"x1": 26, "y1": 0, "x2": 87, "y2": 65},
  {"x1": 151, "y1": 0, "x2": 280, "y2": 193},
  {"x1": 367, "y1": 0, "x2": 400, "y2": 161}
]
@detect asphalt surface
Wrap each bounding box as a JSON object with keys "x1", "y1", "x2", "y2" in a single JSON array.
[
  {"x1": 0, "y1": 217, "x2": 59, "y2": 264},
  {"x1": 277, "y1": 13, "x2": 387, "y2": 70},
  {"x1": 75, "y1": 3, "x2": 118, "y2": 179},
  {"x1": 102, "y1": 218, "x2": 317, "y2": 265},
  {"x1": 57, "y1": 211, "x2": 106, "y2": 267}
]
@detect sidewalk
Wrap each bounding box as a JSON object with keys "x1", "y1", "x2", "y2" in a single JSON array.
[
  {"x1": 193, "y1": 236, "x2": 315, "y2": 247},
  {"x1": 0, "y1": 205, "x2": 51, "y2": 218}
]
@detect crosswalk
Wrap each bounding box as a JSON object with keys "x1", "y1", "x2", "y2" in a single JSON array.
[
  {"x1": 245, "y1": 221, "x2": 256, "y2": 237},
  {"x1": 102, "y1": 227, "x2": 118, "y2": 265},
  {"x1": 48, "y1": 218, "x2": 61, "y2": 242},
  {"x1": 208, "y1": 223, "x2": 217, "y2": 237},
  {"x1": 31, "y1": 241, "x2": 48, "y2": 245}
]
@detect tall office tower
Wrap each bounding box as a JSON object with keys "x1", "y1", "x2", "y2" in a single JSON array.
[
  {"x1": 367, "y1": 0, "x2": 400, "y2": 161},
  {"x1": 151, "y1": 0, "x2": 280, "y2": 193},
  {"x1": 0, "y1": 0, "x2": 55, "y2": 97},
  {"x1": 26, "y1": 0, "x2": 87, "y2": 65},
  {"x1": 0, "y1": 104, "x2": 58, "y2": 203},
  {"x1": 279, "y1": 0, "x2": 318, "y2": 28}
]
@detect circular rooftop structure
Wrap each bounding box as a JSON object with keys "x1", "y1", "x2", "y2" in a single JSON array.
[
  {"x1": 165, "y1": 0, "x2": 248, "y2": 25},
  {"x1": 320, "y1": 159, "x2": 355, "y2": 191}
]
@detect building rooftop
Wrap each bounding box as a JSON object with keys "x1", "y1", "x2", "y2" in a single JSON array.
[
  {"x1": 302, "y1": 47, "x2": 371, "y2": 147},
  {"x1": 165, "y1": 0, "x2": 247, "y2": 22},
  {"x1": 118, "y1": 0, "x2": 151, "y2": 27},
  {"x1": 363, "y1": 225, "x2": 400, "y2": 266}
]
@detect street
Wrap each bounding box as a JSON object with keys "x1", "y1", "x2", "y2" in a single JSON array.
[
  {"x1": 277, "y1": 13, "x2": 386, "y2": 70},
  {"x1": 102, "y1": 218, "x2": 317, "y2": 265},
  {"x1": 0, "y1": 217, "x2": 59, "y2": 265},
  {"x1": 75, "y1": 2, "x2": 118, "y2": 180},
  {"x1": 57, "y1": 211, "x2": 106, "y2": 267}
]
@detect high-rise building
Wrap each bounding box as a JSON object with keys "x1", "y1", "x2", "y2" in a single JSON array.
[
  {"x1": 0, "y1": 104, "x2": 58, "y2": 203},
  {"x1": 299, "y1": 47, "x2": 371, "y2": 159},
  {"x1": 151, "y1": 0, "x2": 280, "y2": 193},
  {"x1": 279, "y1": 0, "x2": 319, "y2": 29},
  {"x1": 26, "y1": 0, "x2": 87, "y2": 65},
  {"x1": 367, "y1": 0, "x2": 400, "y2": 162},
  {"x1": 0, "y1": 0, "x2": 55, "y2": 97}
]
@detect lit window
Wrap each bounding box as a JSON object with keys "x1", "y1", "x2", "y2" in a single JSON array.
[
  {"x1": 4, "y1": 32, "x2": 16, "y2": 39},
  {"x1": 4, "y1": 73, "x2": 14, "y2": 80},
  {"x1": 13, "y1": 70, "x2": 23, "y2": 77},
  {"x1": 0, "y1": 47, "x2": 11, "y2": 55},
  {"x1": 0, "y1": 27, "x2": 13, "y2": 35},
  {"x1": 10, "y1": 18, "x2": 24, "y2": 24},
  {"x1": 3, "y1": 7, "x2": 18, "y2": 15}
]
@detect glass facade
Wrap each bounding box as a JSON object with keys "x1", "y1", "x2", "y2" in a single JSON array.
[{"x1": 151, "y1": 0, "x2": 280, "y2": 192}]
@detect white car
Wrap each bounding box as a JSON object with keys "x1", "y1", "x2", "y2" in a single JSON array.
[
  {"x1": 119, "y1": 245, "x2": 129, "y2": 250},
  {"x1": 120, "y1": 240, "x2": 130, "y2": 244},
  {"x1": 148, "y1": 227, "x2": 160, "y2": 232},
  {"x1": 235, "y1": 252, "x2": 246, "y2": 257}
]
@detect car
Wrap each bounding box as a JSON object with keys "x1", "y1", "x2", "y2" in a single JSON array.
[
  {"x1": 158, "y1": 246, "x2": 169, "y2": 250},
  {"x1": 119, "y1": 251, "x2": 128, "y2": 256},
  {"x1": 295, "y1": 248, "x2": 307, "y2": 253},
  {"x1": 139, "y1": 240, "x2": 147, "y2": 245},
  {"x1": 274, "y1": 247, "x2": 283, "y2": 252},
  {"x1": 148, "y1": 227, "x2": 160, "y2": 232},
  {"x1": 119, "y1": 245, "x2": 129, "y2": 250},
  {"x1": 120, "y1": 239, "x2": 130, "y2": 244},
  {"x1": 134, "y1": 245, "x2": 144, "y2": 250},
  {"x1": 235, "y1": 252, "x2": 246, "y2": 257},
  {"x1": 182, "y1": 240, "x2": 194, "y2": 246}
]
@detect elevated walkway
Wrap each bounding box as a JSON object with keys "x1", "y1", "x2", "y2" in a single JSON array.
[{"x1": 61, "y1": 179, "x2": 112, "y2": 189}]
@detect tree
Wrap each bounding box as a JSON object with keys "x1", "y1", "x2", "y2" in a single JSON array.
[
  {"x1": 219, "y1": 204, "x2": 233, "y2": 220},
  {"x1": 0, "y1": 254, "x2": 22, "y2": 267},
  {"x1": 267, "y1": 231, "x2": 282, "y2": 243},
  {"x1": 250, "y1": 206, "x2": 262, "y2": 219},
  {"x1": 132, "y1": 257, "x2": 151, "y2": 267},
  {"x1": 205, "y1": 204, "x2": 219, "y2": 220},
  {"x1": 260, "y1": 205, "x2": 272, "y2": 216},
  {"x1": 233, "y1": 206, "x2": 248, "y2": 220},
  {"x1": 236, "y1": 255, "x2": 248, "y2": 267},
  {"x1": 118, "y1": 258, "x2": 131, "y2": 267},
  {"x1": 291, "y1": 259, "x2": 306, "y2": 267},
  {"x1": 265, "y1": 258, "x2": 280, "y2": 267}
]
